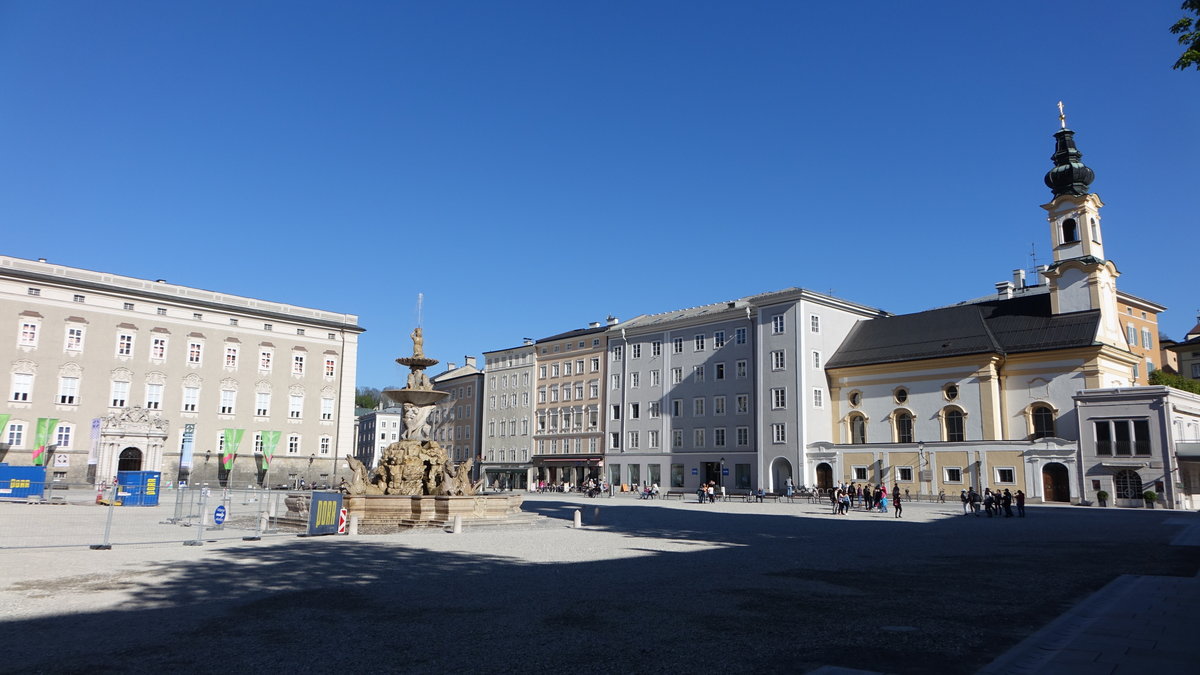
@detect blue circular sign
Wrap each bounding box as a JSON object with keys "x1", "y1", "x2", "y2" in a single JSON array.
[{"x1": 213, "y1": 505, "x2": 227, "y2": 525}]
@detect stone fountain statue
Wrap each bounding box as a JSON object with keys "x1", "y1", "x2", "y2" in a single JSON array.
[{"x1": 343, "y1": 327, "x2": 482, "y2": 497}]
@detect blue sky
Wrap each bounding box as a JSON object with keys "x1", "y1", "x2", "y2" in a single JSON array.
[{"x1": 2, "y1": 1, "x2": 1196, "y2": 389}]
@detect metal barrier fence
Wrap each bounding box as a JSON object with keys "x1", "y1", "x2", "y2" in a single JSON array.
[{"x1": 0, "y1": 483, "x2": 306, "y2": 550}]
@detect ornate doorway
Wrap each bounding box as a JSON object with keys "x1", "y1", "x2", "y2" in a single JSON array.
[{"x1": 1041, "y1": 462, "x2": 1070, "y2": 502}]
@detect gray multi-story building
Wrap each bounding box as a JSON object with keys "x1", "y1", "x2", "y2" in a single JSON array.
[
  {"x1": 604, "y1": 289, "x2": 885, "y2": 494},
  {"x1": 480, "y1": 340, "x2": 536, "y2": 490},
  {"x1": 1, "y1": 255, "x2": 363, "y2": 487}
]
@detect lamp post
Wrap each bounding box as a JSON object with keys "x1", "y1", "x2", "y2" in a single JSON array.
[
  {"x1": 719, "y1": 456, "x2": 725, "y2": 491},
  {"x1": 917, "y1": 441, "x2": 926, "y2": 499},
  {"x1": 204, "y1": 450, "x2": 212, "y2": 486},
  {"x1": 307, "y1": 454, "x2": 315, "y2": 488}
]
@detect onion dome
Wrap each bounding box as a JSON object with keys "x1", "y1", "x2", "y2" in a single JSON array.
[{"x1": 1044, "y1": 128, "x2": 1095, "y2": 197}]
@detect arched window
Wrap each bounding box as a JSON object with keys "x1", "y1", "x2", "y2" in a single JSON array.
[
  {"x1": 943, "y1": 408, "x2": 965, "y2": 442},
  {"x1": 894, "y1": 411, "x2": 914, "y2": 443},
  {"x1": 849, "y1": 414, "x2": 866, "y2": 444},
  {"x1": 1032, "y1": 405, "x2": 1055, "y2": 439},
  {"x1": 1061, "y1": 217, "x2": 1078, "y2": 243},
  {"x1": 1114, "y1": 469, "x2": 1143, "y2": 500}
]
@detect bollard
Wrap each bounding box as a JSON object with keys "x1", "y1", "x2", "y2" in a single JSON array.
[
  {"x1": 90, "y1": 485, "x2": 119, "y2": 550},
  {"x1": 348, "y1": 514, "x2": 359, "y2": 536},
  {"x1": 452, "y1": 514, "x2": 462, "y2": 534},
  {"x1": 573, "y1": 509, "x2": 582, "y2": 528}
]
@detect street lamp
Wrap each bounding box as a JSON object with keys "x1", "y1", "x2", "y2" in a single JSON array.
[{"x1": 719, "y1": 457, "x2": 725, "y2": 490}]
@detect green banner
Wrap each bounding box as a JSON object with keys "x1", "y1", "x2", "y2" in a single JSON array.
[
  {"x1": 0, "y1": 414, "x2": 9, "y2": 442},
  {"x1": 260, "y1": 430, "x2": 281, "y2": 470},
  {"x1": 32, "y1": 418, "x2": 59, "y2": 466},
  {"x1": 221, "y1": 428, "x2": 244, "y2": 470}
]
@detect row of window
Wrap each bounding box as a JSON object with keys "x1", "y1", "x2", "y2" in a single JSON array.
[
  {"x1": 490, "y1": 392, "x2": 531, "y2": 409},
  {"x1": 540, "y1": 338, "x2": 602, "y2": 354},
  {"x1": 607, "y1": 425, "x2": 757, "y2": 450},
  {"x1": 846, "y1": 464, "x2": 1016, "y2": 485},
  {"x1": 4, "y1": 420, "x2": 73, "y2": 448},
  {"x1": 488, "y1": 419, "x2": 531, "y2": 437},
  {"x1": 484, "y1": 447, "x2": 530, "y2": 463},
  {"x1": 16, "y1": 322, "x2": 333, "y2": 377},
  {"x1": 539, "y1": 359, "x2": 601, "y2": 378},
  {"x1": 843, "y1": 404, "x2": 1056, "y2": 444},
  {"x1": 10, "y1": 373, "x2": 334, "y2": 419},
  {"x1": 215, "y1": 431, "x2": 332, "y2": 456}
]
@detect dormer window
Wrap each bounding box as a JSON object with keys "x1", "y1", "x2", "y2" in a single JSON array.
[{"x1": 1061, "y1": 217, "x2": 1079, "y2": 244}]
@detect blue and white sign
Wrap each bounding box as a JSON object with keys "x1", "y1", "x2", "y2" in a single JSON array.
[
  {"x1": 722, "y1": 468, "x2": 729, "y2": 476},
  {"x1": 691, "y1": 468, "x2": 698, "y2": 475},
  {"x1": 213, "y1": 505, "x2": 227, "y2": 525}
]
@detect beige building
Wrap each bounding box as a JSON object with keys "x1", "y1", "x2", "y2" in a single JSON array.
[
  {"x1": 1167, "y1": 316, "x2": 1200, "y2": 382},
  {"x1": 819, "y1": 124, "x2": 1141, "y2": 504},
  {"x1": 1, "y1": 255, "x2": 363, "y2": 488},
  {"x1": 531, "y1": 320, "x2": 616, "y2": 486},
  {"x1": 1116, "y1": 292, "x2": 1167, "y2": 383}
]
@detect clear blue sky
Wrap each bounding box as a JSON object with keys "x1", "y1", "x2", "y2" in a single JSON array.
[{"x1": 2, "y1": 1, "x2": 1196, "y2": 389}]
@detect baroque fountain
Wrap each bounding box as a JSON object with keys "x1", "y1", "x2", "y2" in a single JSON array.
[{"x1": 341, "y1": 327, "x2": 524, "y2": 530}]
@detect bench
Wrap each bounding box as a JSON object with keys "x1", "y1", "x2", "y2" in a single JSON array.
[{"x1": 663, "y1": 491, "x2": 688, "y2": 501}]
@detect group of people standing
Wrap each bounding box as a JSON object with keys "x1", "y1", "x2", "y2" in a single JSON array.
[
  {"x1": 959, "y1": 487, "x2": 1025, "y2": 517},
  {"x1": 829, "y1": 482, "x2": 903, "y2": 518}
]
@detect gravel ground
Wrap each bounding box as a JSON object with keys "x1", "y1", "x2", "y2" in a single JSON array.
[{"x1": 1, "y1": 495, "x2": 1197, "y2": 674}]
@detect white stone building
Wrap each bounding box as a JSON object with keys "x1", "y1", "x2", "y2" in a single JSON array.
[{"x1": 1, "y1": 255, "x2": 363, "y2": 487}]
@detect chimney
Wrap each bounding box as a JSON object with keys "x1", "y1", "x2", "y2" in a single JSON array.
[
  {"x1": 523, "y1": 338, "x2": 533, "y2": 345},
  {"x1": 1012, "y1": 269, "x2": 1026, "y2": 289},
  {"x1": 37, "y1": 258, "x2": 47, "y2": 263},
  {"x1": 447, "y1": 362, "x2": 458, "y2": 371},
  {"x1": 589, "y1": 322, "x2": 601, "y2": 328},
  {"x1": 1036, "y1": 265, "x2": 1050, "y2": 285},
  {"x1": 465, "y1": 356, "x2": 477, "y2": 368},
  {"x1": 606, "y1": 315, "x2": 619, "y2": 326},
  {"x1": 995, "y1": 281, "x2": 1014, "y2": 299}
]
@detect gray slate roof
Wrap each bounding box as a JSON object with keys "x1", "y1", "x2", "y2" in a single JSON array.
[{"x1": 825, "y1": 294, "x2": 1100, "y2": 369}]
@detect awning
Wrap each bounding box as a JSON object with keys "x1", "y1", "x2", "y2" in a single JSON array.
[{"x1": 1176, "y1": 442, "x2": 1200, "y2": 459}]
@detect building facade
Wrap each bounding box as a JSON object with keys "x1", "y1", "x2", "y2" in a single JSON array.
[
  {"x1": 430, "y1": 356, "x2": 484, "y2": 468},
  {"x1": 1075, "y1": 386, "x2": 1200, "y2": 510},
  {"x1": 1, "y1": 255, "x2": 363, "y2": 487},
  {"x1": 603, "y1": 290, "x2": 886, "y2": 494},
  {"x1": 480, "y1": 341, "x2": 536, "y2": 490},
  {"x1": 1116, "y1": 292, "x2": 1167, "y2": 384},
  {"x1": 819, "y1": 123, "x2": 1142, "y2": 504},
  {"x1": 355, "y1": 408, "x2": 404, "y2": 470},
  {"x1": 531, "y1": 321, "x2": 614, "y2": 487}
]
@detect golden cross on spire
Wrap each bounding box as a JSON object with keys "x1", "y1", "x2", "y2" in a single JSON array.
[{"x1": 1057, "y1": 101, "x2": 1066, "y2": 129}]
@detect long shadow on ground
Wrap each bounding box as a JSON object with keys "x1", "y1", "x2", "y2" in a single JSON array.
[{"x1": 3, "y1": 502, "x2": 1196, "y2": 674}]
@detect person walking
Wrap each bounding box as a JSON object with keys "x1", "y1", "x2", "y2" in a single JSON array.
[
  {"x1": 1002, "y1": 489, "x2": 1014, "y2": 517},
  {"x1": 1016, "y1": 489, "x2": 1026, "y2": 517},
  {"x1": 894, "y1": 492, "x2": 902, "y2": 518},
  {"x1": 960, "y1": 489, "x2": 969, "y2": 515}
]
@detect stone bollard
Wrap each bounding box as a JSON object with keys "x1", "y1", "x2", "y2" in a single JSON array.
[
  {"x1": 452, "y1": 514, "x2": 462, "y2": 534},
  {"x1": 573, "y1": 509, "x2": 582, "y2": 528},
  {"x1": 348, "y1": 514, "x2": 359, "y2": 536}
]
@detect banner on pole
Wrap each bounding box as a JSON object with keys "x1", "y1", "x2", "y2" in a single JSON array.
[
  {"x1": 260, "y1": 430, "x2": 281, "y2": 470},
  {"x1": 180, "y1": 424, "x2": 196, "y2": 469},
  {"x1": 221, "y1": 429, "x2": 244, "y2": 470},
  {"x1": 88, "y1": 418, "x2": 101, "y2": 466},
  {"x1": 32, "y1": 418, "x2": 59, "y2": 466}
]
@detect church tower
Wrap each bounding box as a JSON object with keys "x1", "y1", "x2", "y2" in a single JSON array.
[{"x1": 1039, "y1": 106, "x2": 1126, "y2": 350}]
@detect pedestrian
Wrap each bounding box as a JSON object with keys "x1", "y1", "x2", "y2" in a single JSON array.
[
  {"x1": 983, "y1": 488, "x2": 995, "y2": 517},
  {"x1": 960, "y1": 489, "x2": 969, "y2": 515},
  {"x1": 1002, "y1": 489, "x2": 1014, "y2": 517},
  {"x1": 1016, "y1": 489, "x2": 1026, "y2": 517},
  {"x1": 969, "y1": 488, "x2": 981, "y2": 516},
  {"x1": 707, "y1": 482, "x2": 715, "y2": 503},
  {"x1": 697, "y1": 483, "x2": 706, "y2": 504},
  {"x1": 894, "y1": 492, "x2": 902, "y2": 518}
]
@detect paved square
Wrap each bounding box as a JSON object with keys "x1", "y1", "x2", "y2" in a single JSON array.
[{"x1": 1, "y1": 494, "x2": 1197, "y2": 674}]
